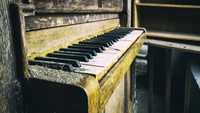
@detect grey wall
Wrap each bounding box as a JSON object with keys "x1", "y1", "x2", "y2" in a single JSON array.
[{"x1": 0, "y1": 0, "x2": 23, "y2": 113}]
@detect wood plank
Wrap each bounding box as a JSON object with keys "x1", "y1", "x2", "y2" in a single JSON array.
[
  {"x1": 25, "y1": 13, "x2": 119, "y2": 31},
  {"x1": 147, "y1": 31, "x2": 200, "y2": 41},
  {"x1": 184, "y1": 54, "x2": 191, "y2": 113},
  {"x1": 136, "y1": 3, "x2": 200, "y2": 9},
  {"x1": 99, "y1": 33, "x2": 146, "y2": 111},
  {"x1": 32, "y1": 0, "x2": 98, "y2": 11},
  {"x1": 26, "y1": 19, "x2": 120, "y2": 60},
  {"x1": 165, "y1": 49, "x2": 172, "y2": 113},
  {"x1": 30, "y1": 0, "x2": 123, "y2": 13},
  {"x1": 145, "y1": 39, "x2": 200, "y2": 54},
  {"x1": 148, "y1": 46, "x2": 155, "y2": 113}
]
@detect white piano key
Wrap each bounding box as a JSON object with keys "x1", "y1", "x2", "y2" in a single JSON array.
[
  {"x1": 109, "y1": 41, "x2": 132, "y2": 51},
  {"x1": 121, "y1": 34, "x2": 139, "y2": 41},
  {"x1": 80, "y1": 53, "x2": 118, "y2": 68},
  {"x1": 130, "y1": 30, "x2": 144, "y2": 35},
  {"x1": 74, "y1": 64, "x2": 106, "y2": 81},
  {"x1": 104, "y1": 48, "x2": 122, "y2": 58}
]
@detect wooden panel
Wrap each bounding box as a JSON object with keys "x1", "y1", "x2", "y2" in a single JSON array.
[
  {"x1": 25, "y1": 13, "x2": 119, "y2": 31},
  {"x1": 29, "y1": 0, "x2": 123, "y2": 12},
  {"x1": 25, "y1": 19, "x2": 120, "y2": 59},
  {"x1": 136, "y1": 3, "x2": 200, "y2": 9},
  {"x1": 0, "y1": 0, "x2": 23, "y2": 113},
  {"x1": 138, "y1": 6, "x2": 200, "y2": 41},
  {"x1": 140, "y1": 0, "x2": 200, "y2": 5},
  {"x1": 99, "y1": 32, "x2": 146, "y2": 111},
  {"x1": 103, "y1": 75, "x2": 125, "y2": 113},
  {"x1": 32, "y1": 0, "x2": 98, "y2": 11},
  {"x1": 102, "y1": 0, "x2": 123, "y2": 11},
  {"x1": 145, "y1": 39, "x2": 200, "y2": 54}
]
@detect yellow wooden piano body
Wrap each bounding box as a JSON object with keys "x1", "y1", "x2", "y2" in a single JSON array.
[{"x1": 10, "y1": 1, "x2": 146, "y2": 113}]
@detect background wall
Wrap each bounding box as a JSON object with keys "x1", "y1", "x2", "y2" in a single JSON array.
[{"x1": 0, "y1": 0, "x2": 23, "y2": 112}]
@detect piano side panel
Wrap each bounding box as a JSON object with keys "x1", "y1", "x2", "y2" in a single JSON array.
[
  {"x1": 25, "y1": 19, "x2": 119, "y2": 59},
  {"x1": 103, "y1": 74, "x2": 125, "y2": 113},
  {"x1": 102, "y1": 69, "x2": 134, "y2": 113}
]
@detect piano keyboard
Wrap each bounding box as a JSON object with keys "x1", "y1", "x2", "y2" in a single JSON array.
[{"x1": 28, "y1": 27, "x2": 144, "y2": 81}]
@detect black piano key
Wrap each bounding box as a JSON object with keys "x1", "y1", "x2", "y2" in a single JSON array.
[
  {"x1": 99, "y1": 34, "x2": 124, "y2": 39},
  {"x1": 68, "y1": 45, "x2": 103, "y2": 53},
  {"x1": 82, "y1": 40, "x2": 113, "y2": 45},
  {"x1": 86, "y1": 38, "x2": 115, "y2": 43},
  {"x1": 35, "y1": 57, "x2": 81, "y2": 67},
  {"x1": 28, "y1": 60, "x2": 75, "y2": 72},
  {"x1": 79, "y1": 41, "x2": 111, "y2": 47},
  {"x1": 87, "y1": 37, "x2": 118, "y2": 42},
  {"x1": 54, "y1": 51, "x2": 93, "y2": 59},
  {"x1": 73, "y1": 44, "x2": 106, "y2": 50},
  {"x1": 47, "y1": 53, "x2": 89, "y2": 62},
  {"x1": 104, "y1": 33, "x2": 127, "y2": 36},
  {"x1": 95, "y1": 36, "x2": 120, "y2": 40},
  {"x1": 60, "y1": 48, "x2": 97, "y2": 56}
]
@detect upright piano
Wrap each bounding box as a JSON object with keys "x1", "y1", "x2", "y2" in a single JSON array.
[{"x1": 10, "y1": 1, "x2": 146, "y2": 113}]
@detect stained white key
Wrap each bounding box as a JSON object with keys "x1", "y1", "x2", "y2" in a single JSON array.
[
  {"x1": 110, "y1": 41, "x2": 132, "y2": 52},
  {"x1": 122, "y1": 30, "x2": 143, "y2": 41},
  {"x1": 74, "y1": 64, "x2": 106, "y2": 81},
  {"x1": 80, "y1": 53, "x2": 118, "y2": 68}
]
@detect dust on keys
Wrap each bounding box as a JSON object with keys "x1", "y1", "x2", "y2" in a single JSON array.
[{"x1": 29, "y1": 27, "x2": 144, "y2": 81}]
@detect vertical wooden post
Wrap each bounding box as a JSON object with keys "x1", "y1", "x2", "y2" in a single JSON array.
[
  {"x1": 184, "y1": 54, "x2": 191, "y2": 113},
  {"x1": 165, "y1": 49, "x2": 172, "y2": 113},
  {"x1": 148, "y1": 46, "x2": 155, "y2": 113}
]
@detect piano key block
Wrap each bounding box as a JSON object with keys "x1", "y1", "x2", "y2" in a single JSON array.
[{"x1": 28, "y1": 27, "x2": 145, "y2": 81}]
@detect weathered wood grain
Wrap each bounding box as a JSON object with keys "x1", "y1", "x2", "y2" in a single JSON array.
[
  {"x1": 0, "y1": 0, "x2": 23, "y2": 113},
  {"x1": 26, "y1": 19, "x2": 120, "y2": 60},
  {"x1": 26, "y1": 0, "x2": 123, "y2": 13},
  {"x1": 102, "y1": 0, "x2": 123, "y2": 11},
  {"x1": 99, "y1": 32, "x2": 146, "y2": 111},
  {"x1": 32, "y1": 0, "x2": 98, "y2": 10},
  {"x1": 25, "y1": 13, "x2": 119, "y2": 31}
]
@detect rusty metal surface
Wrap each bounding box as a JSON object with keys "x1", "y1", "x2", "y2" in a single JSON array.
[{"x1": 25, "y1": 13, "x2": 119, "y2": 31}]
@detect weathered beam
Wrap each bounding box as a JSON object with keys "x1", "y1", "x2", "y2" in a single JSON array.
[
  {"x1": 25, "y1": 13, "x2": 119, "y2": 31},
  {"x1": 26, "y1": 0, "x2": 123, "y2": 13}
]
